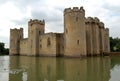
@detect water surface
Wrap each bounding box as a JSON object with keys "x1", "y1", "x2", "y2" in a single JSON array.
[{"x1": 0, "y1": 56, "x2": 120, "y2": 81}]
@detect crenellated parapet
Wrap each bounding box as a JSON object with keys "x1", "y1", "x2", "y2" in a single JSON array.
[
  {"x1": 85, "y1": 17, "x2": 94, "y2": 24},
  {"x1": 94, "y1": 17, "x2": 100, "y2": 24},
  {"x1": 99, "y1": 22, "x2": 105, "y2": 28},
  {"x1": 86, "y1": 17, "x2": 104, "y2": 25},
  {"x1": 105, "y1": 28, "x2": 109, "y2": 30},
  {"x1": 64, "y1": 6, "x2": 85, "y2": 16},
  {"x1": 10, "y1": 28, "x2": 23, "y2": 35},
  {"x1": 86, "y1": 17, "x2": 98, "y2": 24},
  {"x1": 10, "y1": 28, "x2": 23, "y2": 55},
  {"x1": 28, "y1": 19, "x2": 45, "y2": 26}
]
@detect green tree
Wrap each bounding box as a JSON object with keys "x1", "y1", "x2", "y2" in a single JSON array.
[
  {"x1": 0, "y1": 42, "x2": 9, "y2": 55},
  {"x1": 110, "y1": 37, "x2": 120, "y2": 52},
  {"x1": 0, "y1": 42, "x2": 5, "y2": 53}
]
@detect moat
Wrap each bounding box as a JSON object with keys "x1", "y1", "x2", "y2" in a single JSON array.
[{"x1": 0, "y1": 56, "x2": 120, "y2": 81}]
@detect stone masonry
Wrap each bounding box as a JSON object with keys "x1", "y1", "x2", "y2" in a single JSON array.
[{"x1": 9, "y1": 6, "x2": 110, "y2": 57}]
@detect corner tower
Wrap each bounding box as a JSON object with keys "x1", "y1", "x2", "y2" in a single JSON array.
[
  {"x1": 64, "y1": 7, "x2": 87, "y2": 57},
  {"x1": 28, "y1": 19, "x2": 45, "y2": 56},
  {"x1": 10, "y1": 28, "x2": 23, "y2": 55}
]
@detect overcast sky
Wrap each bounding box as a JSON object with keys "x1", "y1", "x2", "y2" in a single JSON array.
[{"x1": 0, "y1": 0, "x2": 120, "y2": 48}]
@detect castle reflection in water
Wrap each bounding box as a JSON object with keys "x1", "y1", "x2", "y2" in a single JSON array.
[{"x1": 9, "y1": 56, "x2": 111, "y2": 81}]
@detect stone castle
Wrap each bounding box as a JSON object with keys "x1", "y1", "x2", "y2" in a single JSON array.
[{"x1": 9, "y1": 7, "x2": 110, "y2": 57}]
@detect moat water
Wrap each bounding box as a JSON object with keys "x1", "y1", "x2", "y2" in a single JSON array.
[{"x1": 0, "y1": 56, "x2": 120, "y2": 81}]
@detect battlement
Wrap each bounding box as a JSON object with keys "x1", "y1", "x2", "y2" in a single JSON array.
[
  {"x1": 99, "y1": 22, "x2": 104, "y2": 28},
  {"x1": 64, "y1": 6, "x2": 85, "y2": 15},
  {"x1": 105, "y1": 28, "x2": 109, "y2": 30},
  {"x1": 86, "y1": 17, "x2": 101, "y2": 24},
  {"x1": 86, "y1": 17, "x2": 94, "y2": 23},
  {"x1": 94, "y1": 17, "x2": 100, "y2": 23},
  {"x1": 10, "y1": 28, "x2": 23, "y2": 32},
  {"x1": 28, "y1": 19, "x2": 45, "y2": 26}
]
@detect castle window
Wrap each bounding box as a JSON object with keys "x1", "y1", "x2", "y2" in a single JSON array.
[
  {"x1": 63, "y1": 46, "x2": 64, "y2": 49},
  {"x1": 39, "y1": 31, "x2": 41, "y2": 35},
  {"x1": 76, "y1": 17, "x2": 78, "y2": 21},
  {"x1": 31, "y1": 40, "x2": 32, "y2": 48},
  {"x1": 20, "y1": 35, "x2": 21, "y2": 39},
  {"x1": 40, "y1": 44, "x2": 42, "y2": 48},
  {"x1": 66, "y1": 28, "x2": 68, "y2": 34},
  {"x1": 47, "y1": 37, "x2": 51, "y2": 47},
  {"x1": 40, "y1": 39, "x2": 42, "y2": 42},
  {"x1": 77, "y1": 40, "x2": 79, "y2": 45},
  {"x1": 18, "y1": 40, "x2": 20, "y2": 43}
]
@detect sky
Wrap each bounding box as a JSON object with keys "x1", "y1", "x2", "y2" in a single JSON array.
[{"x1": 0, "y1": 0, "x2": 120, "y2": 48}]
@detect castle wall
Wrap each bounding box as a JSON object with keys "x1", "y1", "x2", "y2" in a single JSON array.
[
  {"x1": 104, "y1": 28, "x2": 110, "y2": 53},
  {"x1": 92, "y1": 17, "x2": 100, "y2": 55},
  {"x1": 39, "y1": 33, "x2": 57, "y2": 56},
  {"x1": 64, "y1": 7, "x2": 87, "y2": 57},
  {"x1": 86, "y1": 17, "x2": 101, "y2": 56},
  {"x1": 28, "y1": 19, "x2": 45, "y2": 56},
  {"x1": 20, "y1": 38, "x2": 28, "y2": 55},
  {"x1": 86, "y1": 17, "x2": 93, "y2": 56},
  {"x1": 10, "y1": 28, "x2": 23, "y2": 55},
  {"x1": 39, "y1": 33, "x2": 64, "y2": 56},
  {"x1": 56, "y1": 34, "x2": 64, "y2": 56},
  {"x1": 99, "y1": 22, "x2": 105, "y2": 54}
]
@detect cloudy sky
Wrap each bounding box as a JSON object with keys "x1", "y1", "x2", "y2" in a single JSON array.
[{"x1": 0, "y1": 0, "x2": 120, "y2": 48}]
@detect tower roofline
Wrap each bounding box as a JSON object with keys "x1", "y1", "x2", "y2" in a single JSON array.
[
  {"x1": 64, "y1": 6, "x2": 85, "y2": 15},
  {"x1": 28, "y1": 19, "x2": 45, "y2": 26},
  {"x1": 99, "y1": 22, "x2": 105, "y2": 28},
  {"x1": 10, "y1": 28, "x2": 23, "y2": 31}
]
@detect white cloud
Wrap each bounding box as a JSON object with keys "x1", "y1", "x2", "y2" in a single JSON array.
[{"x1": 0, "y1": 0, "x2": 120, "y2": 48}]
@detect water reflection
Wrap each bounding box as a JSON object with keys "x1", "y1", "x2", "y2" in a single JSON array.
[
  {"x1": 109, "y1": 57, "x2": 120, "y2": 81},
  {"x1": 9, "y1": 56, "x2": 111, "y2": 81},
  {"x1": 0, "y1": 56, "x2": 9, "y2": 81}
]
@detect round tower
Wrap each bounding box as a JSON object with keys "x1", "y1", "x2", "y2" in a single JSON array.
[
  {"x1": 92, "y1": 17, "x2": 100, "y2": 55},
  {"x1": 64, "y1": 7, "x2": 87, "y2": 57},
  {"x1": 9, "y1": 28, "x2": 23, "y2": 55},
  {"x1": 28, "y1": 19, "x2": 45, "y2": 56},
  {"x1": 85, "y1": 17, "x2": 94, "y2": 56},
  {"x1": 99, "y1": 22, "x2": 105, "y2": 54},
  {"x1": 104, "y1": 28, "x2": 110, "y2": 53}
]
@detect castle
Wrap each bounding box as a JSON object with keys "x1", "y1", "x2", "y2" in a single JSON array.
[{"x1": 9, "y1": 7, "x2": 110, "y2": 57}]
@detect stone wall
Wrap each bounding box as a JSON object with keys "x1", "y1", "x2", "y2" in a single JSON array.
[
  {"x1": 56, "y1": 33, "x2": 64, "y2": 56},
  {"x1": 28, "y1": 19, "x2": 45, "y2": 56},
  {"x1": 86, "y1": 17, "x2": 93, "y2": 56},
  {"x1": 99, "y1": 22, "x2": 105, "y2": 54},
  {"x1": 39, "y1": 33, "x2": 57, "y2": 56},
  {"x1": 9, "y1": 28, "x2": 23, "y2": 55},
  {"x1": 104, "y1": 28, "x2": 110, "y2": 53},
  {"x1": 64, "y1": 7, "x2": 87, "y2": 57},
  {"x1": 20, "y1": 38, "x2": 28, "y2": 55},
  {"x1": 85, "y1": 17, "x2": 110, "y2": 56}
]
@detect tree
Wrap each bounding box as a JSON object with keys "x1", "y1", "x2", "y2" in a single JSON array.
[
  {"x1": 0, "y1": 42, "x2": 5, "y2": 53},
  {"x1": 0, "y1": 42, "x2": 9, "y2": 55},
  {"x1": 110, "y1": 37, "x2": 120, "y2": 52}
]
